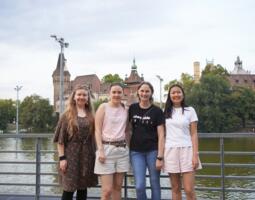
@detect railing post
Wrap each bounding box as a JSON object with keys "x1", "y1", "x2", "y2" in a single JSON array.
[
  {"x1": 124, "y1": 173, "x2": 128, "y2": 200},
  {"x1": 35, "y1": 138, "x2": 41, "y2": 200},
  {"x1": 220, "y1": 136, "x2": 225, "y2": 200}
]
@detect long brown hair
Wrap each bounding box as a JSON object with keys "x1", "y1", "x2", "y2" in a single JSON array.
[{"x1": 63, "y1": 85, "x2": 95, "y2": 138}]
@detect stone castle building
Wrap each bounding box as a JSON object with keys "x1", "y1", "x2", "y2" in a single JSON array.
[
  {"x1": 52, "y1": 54, "x2": 144, "y2": 112},
  {"x1": 228, "y1": 56, "x2": 255, "y2": 90},
  {"x1": 193, "y1": 56, "x2": 255, "y2": 90}
]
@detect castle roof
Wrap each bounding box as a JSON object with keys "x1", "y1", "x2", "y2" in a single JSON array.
[
  {"x1": 231, "y1": 56, "x2": 250, "y2": 74},
  {"x1": 71, "y1": 74, "x2": 101, "y2": 93},
  {"x1": 125, "y1": 58, "x2": 144, "y2": 84},
  {"x1": 52, "y1": 53, "x2": 71, "y2": 77}
]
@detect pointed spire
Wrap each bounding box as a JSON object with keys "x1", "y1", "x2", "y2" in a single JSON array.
[
  {"x1": 52, "y1": 53, "x2": 70, "y2": 76},
  {"x1": 132, "y1": 57, "x2": 137, "y2": 71}
]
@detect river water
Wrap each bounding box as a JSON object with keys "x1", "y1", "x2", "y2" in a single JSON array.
[{"x1": 0, "y1": 136, "x2": 254, "y2": 199}]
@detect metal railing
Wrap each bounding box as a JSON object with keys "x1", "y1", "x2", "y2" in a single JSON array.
[{"x1": 0, "y1": 133, "x2": 255, "y2": 200}]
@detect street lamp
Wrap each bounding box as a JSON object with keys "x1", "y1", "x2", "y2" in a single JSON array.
[
  {"x1": 156, "y1": 75, "x2": 163, "y2": 109},
  {"x1": 14, "y1": 85, "x2": 22, "y2": 134},
  {"x1": 50, "y1": 35, "x2": 69, "y2": 116}
]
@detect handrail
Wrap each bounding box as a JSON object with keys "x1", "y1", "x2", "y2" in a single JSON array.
[{"x1": 0, "y1": 133, "x2": 255, "y2": 200}]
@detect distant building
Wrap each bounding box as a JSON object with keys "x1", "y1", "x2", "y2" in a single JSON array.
[
  {"x1": 193, "y1": 61, "x2": 200, "y2": 83},
  {"x1": 228, "y1": 56, "x2": 255, "y2": 90},
  {"x1": 230, "y1": 56, "x2": 250, "y2": 74},
  {"x1": 193, "y1": 56, "x2": 255, "y2": 91},
  {"x1": 52, "y1": 55, "x2": 143, "y2": 112}
]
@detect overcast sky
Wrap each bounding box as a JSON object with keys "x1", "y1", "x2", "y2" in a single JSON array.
[{"x1": 1, "y1": 0, "x2": 255, "y2": 103}]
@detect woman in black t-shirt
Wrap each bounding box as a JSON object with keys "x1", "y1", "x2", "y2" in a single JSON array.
[{"x1": 129, "y1": 81, "x2": 165, "y2": 200}]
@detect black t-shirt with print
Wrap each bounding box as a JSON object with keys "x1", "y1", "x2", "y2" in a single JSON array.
[{"x1": 129, "y1": 103, "x2": 165, "y2": 152}]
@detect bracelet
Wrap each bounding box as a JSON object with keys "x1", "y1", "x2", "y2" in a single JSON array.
[
  {"x1": 59, "y1": 155, "x2": 66, "y2": 161},
  {"x1": 156, "y1": 156, "x2": 163, "y2": 161}
]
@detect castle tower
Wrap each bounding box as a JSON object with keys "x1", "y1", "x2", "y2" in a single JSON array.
[
  {"x1": 124, "y1": 58, "x2": 144, "y2": 105},
  {"x1": 193, "y1": 61, "x2": 200, "y2": 83},
  {"x1": 231, "y1": 56, "x2": 249, "y2": 74},
  {"x1": 52, "y1": 53, "x2": 71, "y2": 112}
]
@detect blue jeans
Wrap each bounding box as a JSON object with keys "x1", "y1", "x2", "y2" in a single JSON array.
[{"x1": 130, "y1": 150, "x2": 161, "y2": 200}]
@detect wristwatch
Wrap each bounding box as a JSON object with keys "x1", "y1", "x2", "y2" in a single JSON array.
[{"x1": 156, "y1": 156, "x2": 163, "y2": 161}]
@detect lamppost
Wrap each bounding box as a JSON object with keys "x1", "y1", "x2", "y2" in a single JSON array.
[
  {"x1": 50, "y1": 35, "x2": 69, "y2": 116},
  {"x1": 14, "y1": 85, "x2": 22, "y2": 134},
  {"x1": 156, "y1": 75, "x2": 163, "y2": 109}
]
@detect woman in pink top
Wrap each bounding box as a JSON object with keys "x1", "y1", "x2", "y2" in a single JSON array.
[{"x1": 94, "y1": 83, "x2": 129, "y2": 200}]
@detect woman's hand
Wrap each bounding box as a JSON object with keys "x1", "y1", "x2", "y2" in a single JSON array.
[
  {"x1": 59, "y1": 160, "x2": 67, "y2": 173},
  {"x1": 98, "y1": 149, "x2": 106, "y2": 163},
  {"x1": 156, "y1": 159, "x2": 163, "y2": 171},
  {"x1": 192, "y1": 154, "x2": 199, "y2": 170}
]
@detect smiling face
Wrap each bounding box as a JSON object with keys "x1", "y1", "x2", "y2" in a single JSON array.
[
  {"x1": 73, "y1": 89, "x2": 88, "y2": 108},
  {"x1": 110, "y1": 85, "x2": 123, "y2": 104},
  {"x1": 169, "y1": 86, "x2": 184, "y2": 106},
  {"x1": 137, "y1": 83, "x2": 153, "y2": 103}
]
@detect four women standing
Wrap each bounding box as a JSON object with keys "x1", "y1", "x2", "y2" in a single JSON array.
[{"x1": 54, "y1": 82, "x2": 201, "y2": 200}]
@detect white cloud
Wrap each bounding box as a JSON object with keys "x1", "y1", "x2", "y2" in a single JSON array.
[{"x1": 0, "y1": 0, "x2": 255, "y2": 102}]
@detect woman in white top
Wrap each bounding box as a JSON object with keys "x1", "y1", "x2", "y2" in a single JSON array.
[{"x1": 163, "y1": 84, "x2": 201, "y2": 200}]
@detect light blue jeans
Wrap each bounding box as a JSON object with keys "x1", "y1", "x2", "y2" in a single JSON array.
[{"x1": 130, "y1": 150, "x2": 161, "y2": 200}]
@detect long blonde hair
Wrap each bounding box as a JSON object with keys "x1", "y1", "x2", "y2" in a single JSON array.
[{"x1": 63, "y1": 85, "x2": 94, "y2": 138}]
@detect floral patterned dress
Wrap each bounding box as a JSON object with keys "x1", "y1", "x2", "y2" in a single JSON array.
[{"x1": 54, "y1": 116, "x2": 98, "y2": 192}]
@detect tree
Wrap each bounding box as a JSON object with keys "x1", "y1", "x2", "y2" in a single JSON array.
[
  {"x1": 20, "y1": 95, "x2": 54, "y2": 132},
  {"x1": 230, "y1": 86, "x2": 255, "y2": 128},
  {"x1": 202, "y1": 64, "x2": 229, "y2": 77},
  {"x1": 164, "y1": 73, "x2": 195, "y2": 100},
  {"x1": 188, "y1": 74, "x2": 240, "y2": 132},
  {"x1": 101, "y1": 74, "x2": 123, "y2": 84},
  {"x1": 0, "y1": 99, "x2": 15, "y2": 131},
  {"x1": 164, "y1": 79, "x2": 180, "y2": 92}
]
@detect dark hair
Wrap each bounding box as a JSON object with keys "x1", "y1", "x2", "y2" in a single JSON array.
[
  {"x1": 137, "y1": 81, "x2": 154, "y2": 102},
  {"x1": 110, "y1": 82, "x2": 124, "y2": 90},
  {"x1": 109, "y1": 82, "x2": 125, "y2": 108},
  {"x1": 164, "y1": 84, "x2": 187, "y2": 118}
]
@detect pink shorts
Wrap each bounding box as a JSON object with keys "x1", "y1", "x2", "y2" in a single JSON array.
[{"x1": 163, "y1": 146, "x2": 202, "y2": 173}]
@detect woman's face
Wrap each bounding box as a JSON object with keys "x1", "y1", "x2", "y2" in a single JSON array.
[
  {"x1": 138, "y1": 84, "x2": 152, "y2": 103},
  {"x1": 170, "y1": 86, "x2": 184, "y2": 106},
  {"x1": 73, "y1": 89, "x2": 88, "y2": 107},
  {"x1": 110, "y1": 85, "x2": 123, "y2": 104}
]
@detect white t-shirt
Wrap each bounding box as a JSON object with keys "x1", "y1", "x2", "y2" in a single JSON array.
[{"x1": 165, "y1": 106, "x2": 198, "y2": 147}]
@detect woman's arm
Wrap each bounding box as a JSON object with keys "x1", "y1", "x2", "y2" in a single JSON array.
[
  {"x1": 57, "y1": 144, "x2": 67, "y2": 173},
  {"x1": 125, "y1": 112, "x2": 131, "y2": 147},
  {"x1": 57, "y1": 143, "x2": 65, "y2": 157},
  {"x1": 156, "y1": 124, "x2": 165, "y2": 170},
  {"x1": 190, "y1": 121, "x2": 199, "y2": 169},
  {"x1": 94, "y1": 103, "x2": 106, "y2": 163}
]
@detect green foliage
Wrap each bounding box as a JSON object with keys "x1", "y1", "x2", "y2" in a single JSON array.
[
  {"x1": 202, "y1": 64, "x2": 229, "y2": 77},
  {"x1": 188, "y1": 74, "x2": 240, "y2": 132},
  {"x1": 0, "y1": 99, "x2": 16, "y2": 131},
  {"x1": 164, "y1": 73, "x2": 195, "y2": 95},
  {"x1": 229, "y1": 86, "x2": 255, "y2": 128},
  {"x1": 101, "y1": 74, "x2": 123, "y2": 84},
  {"x1": 20, "y1": 95, "x2": 55, "y2": 132},
  {"x1": 164, "y1": 79, "x2": 180, "y2": 91}
]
